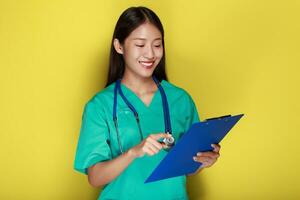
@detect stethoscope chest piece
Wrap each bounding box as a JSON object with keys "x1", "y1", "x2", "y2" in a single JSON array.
[{"x1": 162, "y1": 134, "x2": 175, "y2": 150}]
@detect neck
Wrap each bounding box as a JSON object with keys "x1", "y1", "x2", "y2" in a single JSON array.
[{"x1": 121, "y1": 72, "x2": 157, "y2": 96}]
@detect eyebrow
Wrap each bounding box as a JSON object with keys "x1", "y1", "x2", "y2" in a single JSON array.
[{"x1": 132, "y1": 37, "x2": 162, "y2": 41}]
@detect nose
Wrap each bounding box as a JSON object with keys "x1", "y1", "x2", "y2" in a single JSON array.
[{"x1": 144, "y1": 45, "x2": 155, "y2": 59}]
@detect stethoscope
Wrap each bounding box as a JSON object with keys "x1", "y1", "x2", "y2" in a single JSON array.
[{"x1": 113, "y1": 76, "x2": 175, "y2": 154}]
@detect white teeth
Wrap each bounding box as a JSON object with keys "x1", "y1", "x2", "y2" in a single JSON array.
[{"x1": 140, "y1": 61, "x2": 154, "y2": 67}]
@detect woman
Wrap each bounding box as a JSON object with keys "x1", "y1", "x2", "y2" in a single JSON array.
[{"x1": 74, "y1": 6, "x2": 220, "y2": 200}]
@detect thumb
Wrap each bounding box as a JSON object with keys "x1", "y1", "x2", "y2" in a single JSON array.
[{"x1": 152, "y1": 133, "x2": 170, "y2": 140}]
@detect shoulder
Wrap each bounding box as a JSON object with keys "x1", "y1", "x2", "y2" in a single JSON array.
[
  {"x1": 162, "y1": 80, "x2": 200, "y2": 122},
  {"x1": 161, "y1": 80, "x2": 194, "y2": 102},
  {"x1": 84, "y1": 82, "x2": 116, "y2": 112}
]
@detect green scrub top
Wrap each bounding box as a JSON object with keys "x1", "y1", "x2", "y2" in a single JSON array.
[{"x1": 74, "y1": 80, "x2": 200, "y2": 200}]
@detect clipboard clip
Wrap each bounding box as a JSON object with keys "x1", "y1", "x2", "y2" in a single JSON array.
[{"x1": 205, "y1": 115, "x2": 232, "y2": 121}]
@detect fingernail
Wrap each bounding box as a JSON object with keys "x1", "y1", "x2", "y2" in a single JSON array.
[
  {"x1": 193, "y1": 156, "x2": 197, "y2": 161},
  {"x1": 211, "y1": 144, "x2": 215, "y2": 148},
  {"x1": 197, "y1": 152, "x2": 202, "y2": 156}
]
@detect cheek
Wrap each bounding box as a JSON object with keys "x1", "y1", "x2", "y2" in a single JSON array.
[
  {"x1": 123, "y1": 48, "x2": 140, "y2": 62},
  {"x1": 155, "y1": 48, "x2": 163, "y2": 59}
]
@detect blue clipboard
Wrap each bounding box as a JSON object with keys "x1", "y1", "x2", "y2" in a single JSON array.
[{"x1": 145, "y1": 114, "x2": 244, "y2": 183}]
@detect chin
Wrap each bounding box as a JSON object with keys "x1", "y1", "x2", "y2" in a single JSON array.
[
  {"x1": 139, "y1": 73, "x2": 154, "y2": 79},
  {"x1": 136, "y1": 69, "x2": 156, "y2": 79},
  {"x1": 142, "y1": 68, "x2": 157, "y2": 78}
]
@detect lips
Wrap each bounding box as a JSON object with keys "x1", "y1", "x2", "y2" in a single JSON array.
[{"x1": 139, "y1": 61, "x2": 155, "y2": 68}]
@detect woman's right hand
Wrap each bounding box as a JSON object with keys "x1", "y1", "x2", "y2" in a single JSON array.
[{"x1": 127, "y1": 133, "x2": 172, "y2": 159}]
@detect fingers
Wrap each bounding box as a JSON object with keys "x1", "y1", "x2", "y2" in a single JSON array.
[
  {"x1": 193, "y1": 153, "x2": 219, "y2": 167},
  {"x1": 211, "y1": 144, "x2": 221, "y2": 153},
  {"x1": 193, "y1": 156, "x2": 215, "y2": 168},
  {"x1": 145, "y1": 137, "x2": 162, "y2": 154},
  {"x1": 142, "y1": 145, "x2": 157, "y2": 156},
  {"x1": 196, "y1": 151, "x2": 220, "y2": 159},
  {"x1": 147, "y1": 137, "x2": 163, "y2": 149},
  {"x1": 143, "y1": 134, "x2": 167, "y2": 156},
  {"x1": 193, "y1": 144, "x2": 221, "y2": 168},
  {"x1": 132, "y1": 133, "x2": 170, "y2": 157},
  {"x1": 193, "y1": 156, "x2": 213, "y2": 163},
  {"x1": 161, "y1": 143, "x2": 169, "y2": 149},
  {"x1": 149, "y1": 133, "x2": 171, "y2": 141}
]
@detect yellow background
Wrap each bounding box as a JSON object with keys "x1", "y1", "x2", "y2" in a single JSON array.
[{"x1": 0, "y1": 0, "x2": 299, "y2": 199}]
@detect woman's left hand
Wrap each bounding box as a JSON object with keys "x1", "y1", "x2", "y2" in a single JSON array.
[{"x1": 193, "y1": 144, "x2": 221, "y2": 169}]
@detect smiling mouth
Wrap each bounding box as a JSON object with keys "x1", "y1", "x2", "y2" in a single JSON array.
[{"x1": 139, "y1": 61, "x2": 155, "y2": 68}]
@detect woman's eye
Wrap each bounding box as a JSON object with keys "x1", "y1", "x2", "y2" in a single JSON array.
[{"x1": 135, "y1": 44, "x2": 162, "y2": 48}]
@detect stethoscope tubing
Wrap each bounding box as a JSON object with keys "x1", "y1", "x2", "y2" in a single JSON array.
[{"x1": 113, "y1": 76, "x2": 172, "y2": 154}]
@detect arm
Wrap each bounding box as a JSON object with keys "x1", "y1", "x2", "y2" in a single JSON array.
[
  {"x1": 87, "y1": 133, "x2": 171, "y2": 187},
  {"x1": 87, "y1": 149, "x2": 136, "y2": 187}
]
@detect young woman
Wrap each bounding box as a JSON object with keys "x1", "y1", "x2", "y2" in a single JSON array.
[{"x1": 74, "y1": 6, "x2": 221, "y2": 200}]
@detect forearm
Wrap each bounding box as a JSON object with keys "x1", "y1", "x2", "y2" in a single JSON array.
[{"x1": 87, "y1": 149, "x2": 136, "y2": 187}]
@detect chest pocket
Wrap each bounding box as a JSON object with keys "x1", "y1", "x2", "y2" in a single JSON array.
[{"x1": 111, "y1": 107, "x2": 142, "y2": 154}]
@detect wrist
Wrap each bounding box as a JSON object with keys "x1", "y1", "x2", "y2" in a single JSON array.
[{"x1": 126, "y1": 148, "x2": 137, "y2": 160}]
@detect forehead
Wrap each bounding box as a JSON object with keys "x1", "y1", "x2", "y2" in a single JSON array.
[{"x1": 127, "y1": 22, "x2": 162, "y2": 41}]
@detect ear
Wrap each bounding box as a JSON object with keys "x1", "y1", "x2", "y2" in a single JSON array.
[{"x1": 113, "y1": 38, "x2": 124, "y2": 54}]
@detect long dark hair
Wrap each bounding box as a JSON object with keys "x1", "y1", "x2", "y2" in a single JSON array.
[{"x1": 105, "y1": 6, "x2": 168, "y2": 87}]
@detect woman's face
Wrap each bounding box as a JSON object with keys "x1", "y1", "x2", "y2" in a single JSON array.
[{"x1": 114, "y1": 22, "x2": 163, "y2": 79}]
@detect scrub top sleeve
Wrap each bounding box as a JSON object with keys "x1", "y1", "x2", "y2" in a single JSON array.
[
  {"x1": 185, "y1": 93, "x2": 200, "y2": 130},
  {"x1": 73, "y1": 99, "x2": 112, "y2": 175}
]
